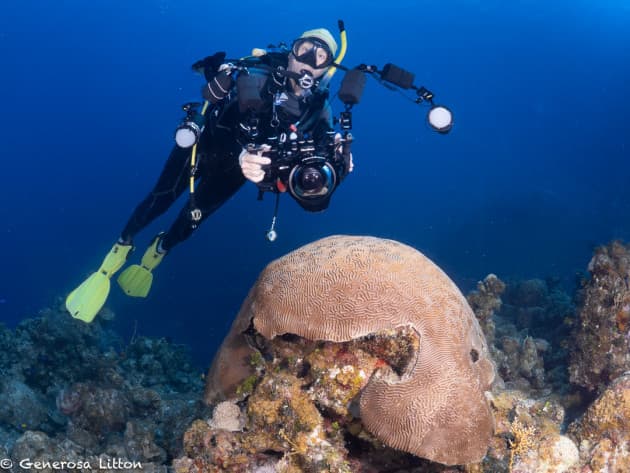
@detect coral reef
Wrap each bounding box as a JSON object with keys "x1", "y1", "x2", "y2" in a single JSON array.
[
  {"x1": 176, "y1": 331, "x2": 476, "y2": 472},
  {"x1": 567, "y1": 373, "x2": 630, "y2": 472},
  {"x1": 499, "y1": 278, "x2": 574, "y2": 392},
  {"x1": 204, "y1": 235, "x2": 496, "y2": 466},
  {"x1": 466, "y1": 273, "x2": 505, "y2": 345},
  {"x1": 0, "y1": 302, "x2": 207, "y2": 470},
  {"x1": 179, "y1": 332, "x2": 587, "y2": 472},
  {"x1": 180, "y1": 236, "x2": 628, "y2": 472},
  {"x1": 467, "y1": 274, "x2": 558, "y2": 393},
  {"x1": 0, "y1": 380, "x2": 49, "y2": 431},
  {"x1": 6, "y1": 237, "x2": 630, "y2": 472},
  {"x1": 501, "y1": 276, "x2": 574, "y2": 350},
  {"x1": 569, "y1": 240, "x2": 630, "y2": 393},
  {"x1": 481, "y1": 389, "x2": 579, "y2": 472},
  {"x1": 493, "y1": 334, "x2": 548, "y2": 391},
  {"x1": 468, "y1": 264, "x2": 630, "y2": 473},
  {"x1": 467, "y1": 273, "x2": 575, "y2": 395},
  {"x1": 9, "y1": 429, "x2": 168, "y2": 473}
]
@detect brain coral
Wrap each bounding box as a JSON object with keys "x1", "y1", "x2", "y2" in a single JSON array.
[{"x1": 206, "y1": 235, "x2": 496, "y2": 465}]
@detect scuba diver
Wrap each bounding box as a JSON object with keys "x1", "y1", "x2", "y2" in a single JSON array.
[
  {"x1": 66, "y1": 20, "x2": 454, "y2": 324},
  {"x1": 66, "y1": 27, "x2": 354, "y2": 323}
]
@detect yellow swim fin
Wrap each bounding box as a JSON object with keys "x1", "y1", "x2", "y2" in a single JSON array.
[
  {"x1": 66, "y1": 242, "x2": 133, "y2": 323},
  {"x1": 117, "y1": 234, "x2": 166, "y2": 298}
]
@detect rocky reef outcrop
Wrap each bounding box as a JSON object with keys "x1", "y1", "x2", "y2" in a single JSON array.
[
  {"x1": 567, "y1": 372, "x2": 630, "y2": 471},
  {"x1": 569, "y1": 240, "x2": 630, "y2": 393}
]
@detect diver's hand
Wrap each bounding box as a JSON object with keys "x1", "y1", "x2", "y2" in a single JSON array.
[
  {"x1": 335, "y1": 133, "x2": 354, "y2": 173},
  {"x1": 239, "y1": 145, "x2": 272, "y2": 183}
]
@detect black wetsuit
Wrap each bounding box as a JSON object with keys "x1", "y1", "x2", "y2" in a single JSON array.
[{"x1": 120, "y1": 65, "x2": 335, "y2": 251}]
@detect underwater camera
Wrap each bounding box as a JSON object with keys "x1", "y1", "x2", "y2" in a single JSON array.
[
  {"x1": 253, "y1": 132, "x2": 344, "y2": 213},
  {"x1": 288, "y1": 158, "x2": 338, "y2": 212},
  {"x1": 174, "y1": 102, "x2": 206, "y2": 148}
]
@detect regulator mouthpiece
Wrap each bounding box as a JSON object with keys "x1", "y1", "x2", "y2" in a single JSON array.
[
  {"x1": 297, "y1": 70, "x2": 315, "y2": 90},
  {"x1": 427, "y1": 105, "x2": 453, "y2": 134}
]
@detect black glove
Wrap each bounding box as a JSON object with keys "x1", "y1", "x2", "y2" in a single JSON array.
[{"x1": 191, "y1": 52, "x2": 227, "y2": 82}]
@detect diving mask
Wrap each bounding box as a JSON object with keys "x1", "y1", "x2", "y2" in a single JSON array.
[{"x1": 291, "y1": 37, "x2": 334, "y2": 69}]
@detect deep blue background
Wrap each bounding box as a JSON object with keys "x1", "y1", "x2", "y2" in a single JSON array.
[{"x1": 1, "y1": 0, "x2": 629, "y2": 366}]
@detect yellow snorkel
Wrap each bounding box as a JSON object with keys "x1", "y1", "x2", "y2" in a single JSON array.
[{"x1": 324, "y1": 20, "x2": 348, "y2": 83}]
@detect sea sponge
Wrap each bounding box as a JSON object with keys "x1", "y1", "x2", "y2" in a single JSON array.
[
  {"x1": 208, "y1": 401, "x2": 244, "y2": 432},
  {"x1": 206, "y1": 235, "x2": 496, "y2": 465}
]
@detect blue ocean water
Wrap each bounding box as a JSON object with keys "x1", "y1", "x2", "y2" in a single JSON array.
[{"x1": 1, "y1": 0, "x2": 628, "y2": 366}]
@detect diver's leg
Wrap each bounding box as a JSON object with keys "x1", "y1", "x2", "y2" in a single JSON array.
[
  {"x1": 160, "y1": 154, "x2": 246, "y2": 251},
  {"x1": 119, "y1": 146, "x2": 192, "y2": 243},
  {"x1": 117, "y1": 153, "x2": 245, "y2": 297},
  {"x1": 68, "y1": 147, "x2": 194, "y2": 315}
]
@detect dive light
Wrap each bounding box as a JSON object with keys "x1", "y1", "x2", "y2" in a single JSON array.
[{"x1": 175, "y1": 102, "x2": 206, "y2": 148}]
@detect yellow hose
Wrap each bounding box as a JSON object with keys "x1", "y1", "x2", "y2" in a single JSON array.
[{"x1": 189, "y1": 100, "x2": 210, "y2": 193}]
